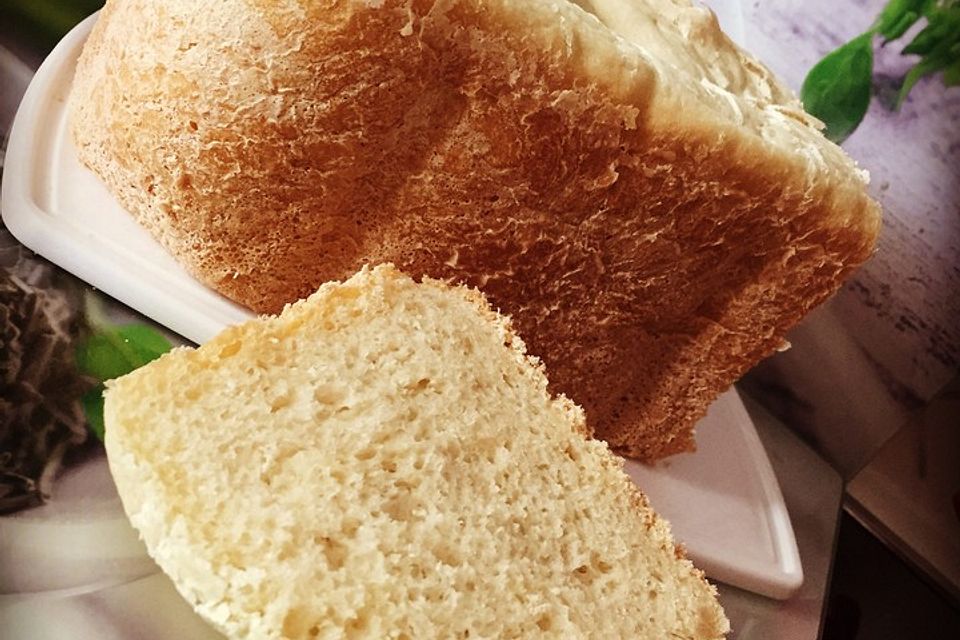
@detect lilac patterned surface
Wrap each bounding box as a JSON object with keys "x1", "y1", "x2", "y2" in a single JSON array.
[{"x1": 739, "y1": 0, "x2": 960, "y2": 476}]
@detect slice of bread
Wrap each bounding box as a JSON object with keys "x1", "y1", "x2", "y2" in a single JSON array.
[
  {"x1": 72, "y1": 0, "x2": 880, "y2": 461},
  {"x1": 104, "y1": 265, "x2": 728, "y2": 639}
]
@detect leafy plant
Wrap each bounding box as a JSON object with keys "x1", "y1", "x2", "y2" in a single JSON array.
[
  {"x1": 1, "y1": 1, "x2": 104, "y2": 50},
  {"x1": 75, "y1": 294, "x2": 172, "y2": 439},
  {"x1": 801, "y1": 0, "x2": 960, "y2": 143}
]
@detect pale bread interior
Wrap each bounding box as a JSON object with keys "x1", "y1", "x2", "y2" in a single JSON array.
[{"x1": 105, "y1": 265, "x2": 728, "y2": 639}]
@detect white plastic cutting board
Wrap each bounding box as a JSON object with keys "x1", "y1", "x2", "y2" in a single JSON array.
[{"x1": 0, "y1": 3, "x2": 802, "y2": 605}]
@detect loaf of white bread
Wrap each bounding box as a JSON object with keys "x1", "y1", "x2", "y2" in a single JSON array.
[
  {"x1": 104, "y1": 265, "x2": 728, "y2": 639},
  {"x1": 74, "y1": 0, "x2": 881, "y2": 459}
]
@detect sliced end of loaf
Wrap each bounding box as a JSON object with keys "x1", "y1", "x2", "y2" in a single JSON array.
[{"x1": 104, "y1": 264, "x2": 728, "y2": 639}]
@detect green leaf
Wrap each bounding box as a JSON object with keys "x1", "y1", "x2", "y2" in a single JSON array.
[
  {"x1": 75, "y1": 320, "x2": 172, "y2": 441},
  {"x1": 902, "y1": 14, "x2": 960, "y2": 56},
  {"x1": 881, "y1": 10, "x2": 921, "y2": 41},
  {"x1": 802, "y1": 0, "x2": 959, "y2": 134},
  {"x1": 0, "y1": 1, "x2": 104, "y2": 50},
  {"x1": 893, "y1": 3, "x2": 960, "y2": 104},
  {"x1": 801, "y1": 33, "x2": 875, "y2": 143},
  {"x1": 944, "y1": 58, "x2": 960, "y2": 86},
  {"x1": 76, "y1": 324, "x2": 172, "y2": 381},
  {"x1": 116, "y1": 325, "x2": 173, "y2": 363},
  {"x1": 897, "y1": 50, "x2": 953, "y2": 105},
  {"x1": 876, "y1": 3, "x2": 919, "y2": 40},
  {"x1": 81, "y1": 387, "x2": 106, "y2": 441},
  {"x1": 75, "y1": 332, "x2": 138, "y2": 381},
  {"x1": 875, "y1": 0, "x2": 934, "y2": 40}
]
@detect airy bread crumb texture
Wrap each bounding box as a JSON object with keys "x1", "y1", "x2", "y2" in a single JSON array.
[{"x1": 104, "y1": 265, "x2": 728, "y2": 639}]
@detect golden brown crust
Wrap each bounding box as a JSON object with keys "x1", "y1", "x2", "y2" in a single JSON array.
[{"x1": 71, "y1": 0, "x2": 880, "y2": 459}]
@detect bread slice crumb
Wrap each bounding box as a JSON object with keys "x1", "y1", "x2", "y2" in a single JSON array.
[{"x1": 105, "y1": 264, "x2": 729, "y2": 639}]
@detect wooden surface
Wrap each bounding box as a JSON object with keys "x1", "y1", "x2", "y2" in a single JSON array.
[
  {"x1": 739, "y1": 0, "x2": 960, "y2": 477},
  {"x1": 847, "y1": 378, "x2": 960, "y2": 602},
  {"x1": 739, "y1": 0, "x2": 960, "y2": 614}
]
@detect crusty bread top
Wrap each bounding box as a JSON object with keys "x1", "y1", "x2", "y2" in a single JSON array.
[
  {"x1": 70, "y1": 0, "x2": 879, "y2": 297},
  {"x1": 104, "y1": 265, "x2": 728, "y2": 639},
  {"x1": 576, "y1": 0, "x2": 877, "y2": 232}
]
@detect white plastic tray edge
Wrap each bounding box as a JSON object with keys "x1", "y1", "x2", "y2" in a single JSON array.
[
  {"x1": 709, "y1": 395, "x2": 803, "y2": 598},
  {"x1": 2, "y1": 15, "x2": 253, "y2": 345}
]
